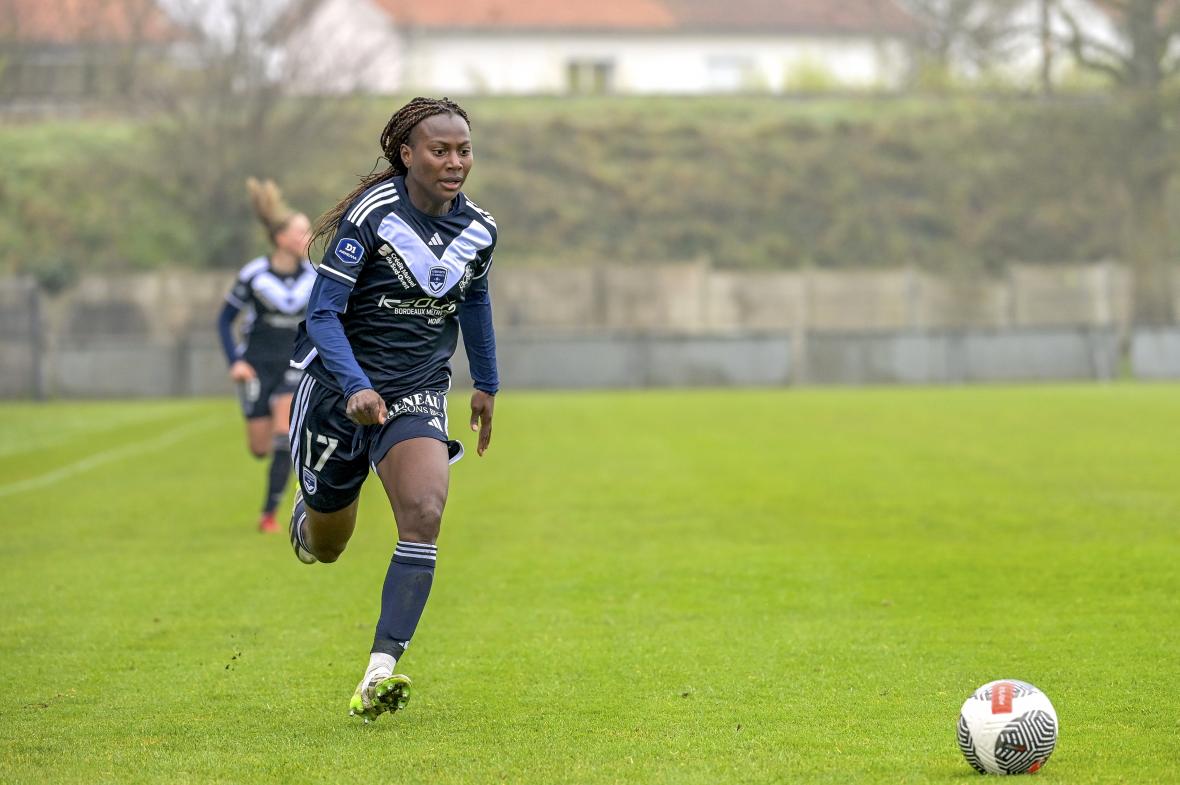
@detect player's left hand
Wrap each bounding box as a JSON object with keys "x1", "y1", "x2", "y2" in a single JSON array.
[{"x1": 470, "y1": 390, "x2": 495, "y2": 456}]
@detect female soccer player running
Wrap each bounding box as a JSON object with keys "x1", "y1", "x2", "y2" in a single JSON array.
[
  {"x1": 287, "y1": 97, "x2": 499, "y2": 721},
  {"x1": 217, "y1": 179, "x2": 315, "y2": 532}
]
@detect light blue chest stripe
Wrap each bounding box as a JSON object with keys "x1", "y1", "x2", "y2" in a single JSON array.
[
  {"x1": 377, "y1": 212, "x2": 492, "y2": 296},
  {"x1": 252, "y1": 268, "x2": 316, "y2": 315}
]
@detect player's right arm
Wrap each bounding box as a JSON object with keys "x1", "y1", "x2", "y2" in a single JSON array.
[
  {"x1": 306, "y1": 219, "x2": 386, "y2": 425},
  {"x1": 219, "y1": 268, "x2": 255, "y2": 382}
]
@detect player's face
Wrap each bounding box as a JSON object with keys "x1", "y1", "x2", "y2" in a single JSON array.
[
  {"x1": 276, "y1": 213, "x2": 312, "y2": 258},
  {"x1": 401, "y1": 113, "x2": 473, "y2": 210}
]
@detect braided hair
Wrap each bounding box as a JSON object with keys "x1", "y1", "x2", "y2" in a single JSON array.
[{"x1": 310, "y1": 96, "x2": 471, "y2": 254}]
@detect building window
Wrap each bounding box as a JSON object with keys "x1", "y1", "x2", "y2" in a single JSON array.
[
  {"x1": 707, "y1": 56, "x2": 756, "y2": 92},
  {"x1": 566, "y1": 59, "x2": 615, "y2": 94}
]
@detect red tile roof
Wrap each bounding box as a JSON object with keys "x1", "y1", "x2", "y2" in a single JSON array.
[
  {"x1": 371, "y1": 0, "x2": 917, "y2": 34},
  {"x1": 372, "y1": 0, "x2": 677, "y2": 31},
  {"x1": 2, "y1": 0, "x2": 179, "y2": 45},
  {"x1": 662, "y1": 0, "x2": 919, "y2": 35}
]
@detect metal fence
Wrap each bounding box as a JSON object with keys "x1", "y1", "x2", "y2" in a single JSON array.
[{"x1": 2, "y1": 265, "x2": 1179, "y2": 398}]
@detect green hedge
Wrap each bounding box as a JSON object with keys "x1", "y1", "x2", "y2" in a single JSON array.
[{"x1": 0, "y1": 96, "x2": 1167, "y2": 279}]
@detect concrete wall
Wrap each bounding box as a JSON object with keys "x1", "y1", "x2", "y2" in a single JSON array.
[
  {"x1": 0, "y1": 263, "x2": 1174, "y2": 398},
  {"x1": 494, "y1": 262, "x2": 1138, "y2": 333}
]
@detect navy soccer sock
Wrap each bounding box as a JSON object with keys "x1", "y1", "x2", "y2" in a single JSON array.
[
  {"x1": 263, "y1": 433, "x2": 291, "y2": 514},
  {"x1": 372, "y1": 541, "x2": 437, "y2": 660}
]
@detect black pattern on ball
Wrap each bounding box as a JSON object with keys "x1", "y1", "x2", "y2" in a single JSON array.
[
  {"x1": 995, "y1": 710, "x2": 1057, "y2": 775},
  {"x1": 957, "y1": 715, "x2": 988, "y2": 774}
]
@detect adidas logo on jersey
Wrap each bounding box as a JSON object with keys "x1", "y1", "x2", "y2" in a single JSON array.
[
  {"x1": 426, "y1": 417, "x2": 444, "y2": 433},
  {"x1": 427, "y1": 232, "x2": 444, "y2": 247}
]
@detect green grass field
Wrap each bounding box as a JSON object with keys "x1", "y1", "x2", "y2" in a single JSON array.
[{"x1": 2, "y1": 386, "x2": 1178, "y2": 784}]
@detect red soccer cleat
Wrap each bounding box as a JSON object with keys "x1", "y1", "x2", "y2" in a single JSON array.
[{"x1": 258, "y1": 512, "x2": 280, "y2": 533}]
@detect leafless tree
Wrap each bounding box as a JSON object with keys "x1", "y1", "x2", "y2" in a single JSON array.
[
  {"x1": 903, "y1": 0, "x2": 1027, "y2": 77},
  {"x1": 1059, "y1": 0, "x2": 1180, "y2": 323},
  {"x1": 1039, "y1": 0, "x2": 1057, "y2": 94},
  {"x1": 142, "y1": 0, "x2": 386, "y2": 268}
]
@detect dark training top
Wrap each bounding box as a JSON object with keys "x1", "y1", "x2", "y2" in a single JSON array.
[
  {"x1": 218, "y1": 257, "x2": 316, "y2": 372},
  {"x1": 291, "y1": 175, "x2": 500, "y2": 401}
]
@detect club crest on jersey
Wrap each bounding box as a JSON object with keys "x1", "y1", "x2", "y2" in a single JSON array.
[
  {"x1": 335, "y1": 238, "x2": 363, "y2": 266},
  {"x1": 428, "y1": 266, "x2": 448, "y2": 293},
  {"x1": 301, "y1": 467, "x2": 318, "y2": 495}
]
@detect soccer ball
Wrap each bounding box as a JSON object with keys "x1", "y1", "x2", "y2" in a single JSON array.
[{"x1": 957, "y1": 680, "x2": 1058, "y2": 775}]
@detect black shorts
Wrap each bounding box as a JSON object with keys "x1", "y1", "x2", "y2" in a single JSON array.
[
  {"x1": 287, "y1": 375, "x2": 464, "y2": 513},
  {"x1": 238, "y1": 365, "x2": 302, "y2": 420}
]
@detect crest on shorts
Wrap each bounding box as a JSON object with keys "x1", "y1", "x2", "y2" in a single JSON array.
[
  {"x1": 301, "y1": 467, "x2": 318, "y2": 495},
  {"x1": 428, "y1": 265, "x2": 448, "y2": 294}
]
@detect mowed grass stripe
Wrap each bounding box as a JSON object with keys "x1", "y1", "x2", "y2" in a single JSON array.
[
  {"x1": 1, "y1": 386, "x2": 1177, "y2": 785},
  {"x1": 0, "y1": 416, "x2": 221, "y2": 498},
  {"x1": 0, "y1": 400, "x2": 229, "y2": 477}
]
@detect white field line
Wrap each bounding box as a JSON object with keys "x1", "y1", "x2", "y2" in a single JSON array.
[
  {"x1": 0, "y1": 416, "x2": 220, "y2": 499},
  {"x1": 0, "y1": 408, "x2": 182, "y2": 460}
]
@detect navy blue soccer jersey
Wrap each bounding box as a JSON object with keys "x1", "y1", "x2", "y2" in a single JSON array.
[
  {"x1": 291, "y1": 176, "x2": 497, "y2": 399},
  {"x1": 225, "y1": 256, "x2": 316, "y2": 371}
]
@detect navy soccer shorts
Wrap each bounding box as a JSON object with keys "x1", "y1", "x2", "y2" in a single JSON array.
[
  {"x1": 238, "y1": 365, "x2": 303, "y2": 420},
  {"x1": 287, "y1": 375, "x2": 464, "y2": 513}
]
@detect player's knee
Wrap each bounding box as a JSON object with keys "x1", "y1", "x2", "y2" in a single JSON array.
[
  {"x1": 314, "y1": 545, "x2": 345, "y2": 563},
  {"x1": 246, "y1": 425, "x2": 272, "y2": 458},
  {"x1": 398, "y1": 494, "x2": 444, "y2": 541},
  {"x1": 308, "y1": 530, "x2": 348, "y2": 562}
]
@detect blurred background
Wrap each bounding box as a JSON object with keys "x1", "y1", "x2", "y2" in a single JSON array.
[{"x1": 3, "y1": 0, "x2": 1180, "y2": 397}]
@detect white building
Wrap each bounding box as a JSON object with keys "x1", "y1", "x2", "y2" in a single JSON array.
[{"x1": 277, "y1": 0, "x2": 920, "y2": 95}]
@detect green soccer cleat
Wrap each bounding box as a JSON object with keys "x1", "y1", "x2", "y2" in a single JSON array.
[{"x1": 348, "y1": 671, "x2": 412, "y2": 723}]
